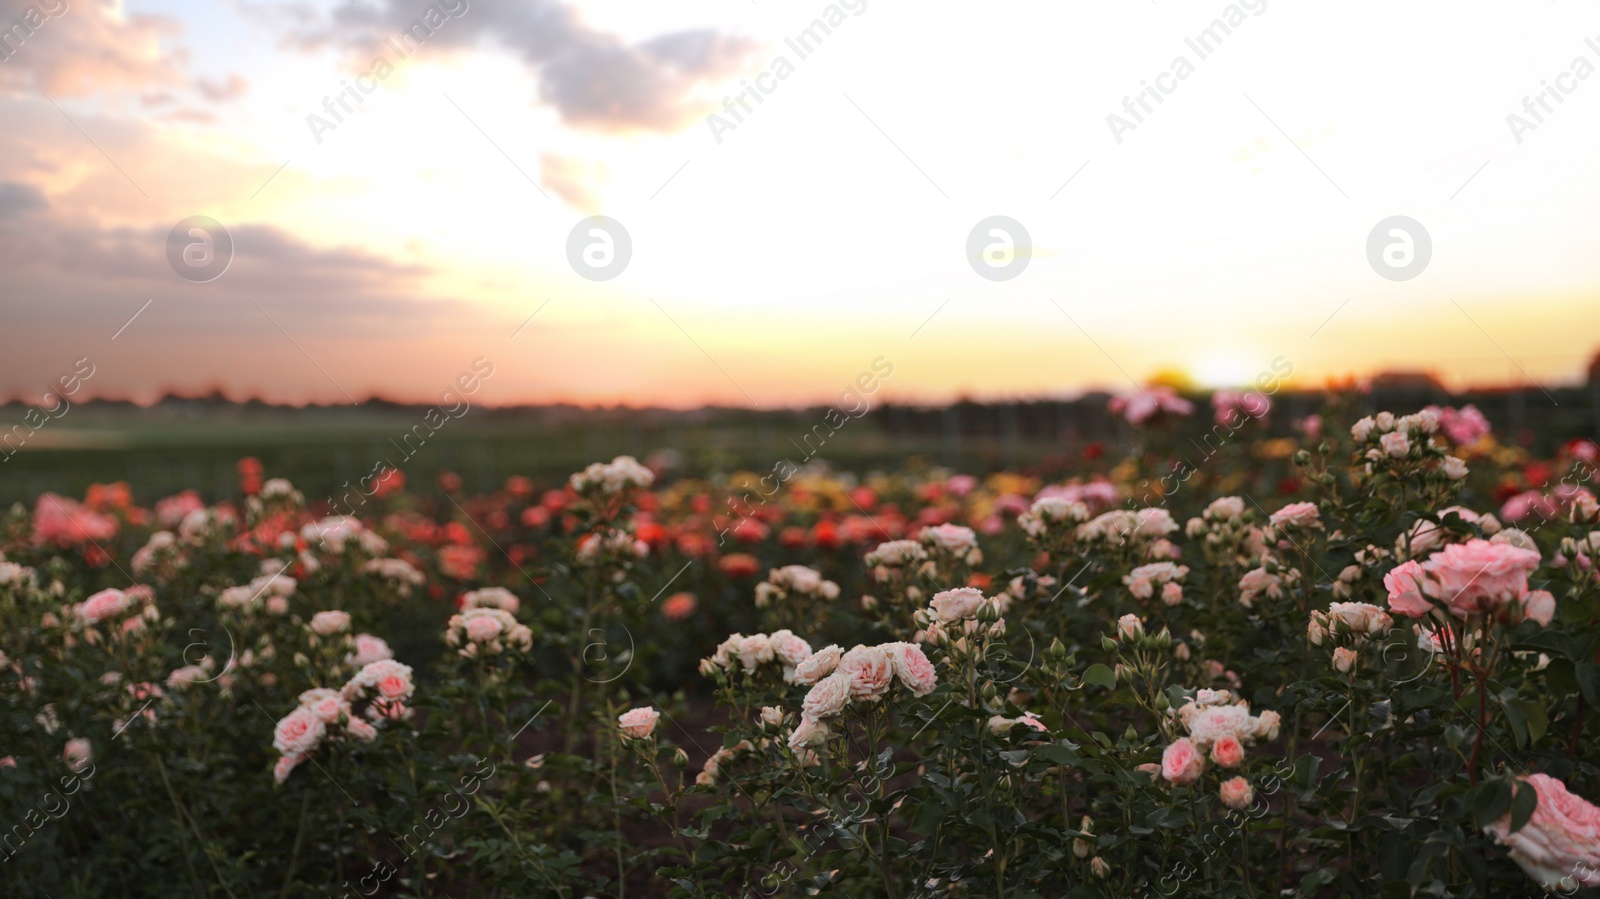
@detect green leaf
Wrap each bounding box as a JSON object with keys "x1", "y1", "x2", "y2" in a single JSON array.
[
  {"x1": 1083, "y1": 664, "x2": 1116, "y2": 690},
  {"x1": 1509, "y1": 779, "x2": 1538, "y2": 833}
]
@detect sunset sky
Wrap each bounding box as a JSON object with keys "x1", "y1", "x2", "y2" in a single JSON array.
[{"x1": 3, "y1": 0, "x2": 1599, "y2": 409}]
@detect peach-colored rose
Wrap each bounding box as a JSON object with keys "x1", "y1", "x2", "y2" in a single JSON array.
[
  {"x1": 1211, "y1": 735, "x2": 1244, "y2": 768},
  {"x1": 1485, "y1": 774, "x2": 1600, "y2": 890},
  {"x1": 617, "y1": 707, "x2": 660, "y2": 740},
  {"x1": 1332, "y1": 647, "x2": 1358, "y2": 673},
  {"x1": 1381, "y1": 431, "x2": 1410, "y2": 458},
  {"x1": 736, "y1": 634, "x2": 775, "y2": 671},
  {"x1": 1161, "y1": 738, "x2": 1205, "y2": 786},
  {"x1": 1219, "y1": 776, "x2": 1254, "y2": 810}
]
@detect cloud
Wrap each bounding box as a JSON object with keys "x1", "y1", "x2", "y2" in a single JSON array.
[
  {"x1": 0, "y1": 0, "x2": 188, "y2": 98},
  {"x1": 0, "y1": 179, "x2": 48, "y2": 217},
  {"x1": 279, "y1": 0, "x2": 756, "y2": 133},
  {"x1": 194, "y1": 73, "x2": 248, "y2": 103},
  {"x1": 0, "y1": 191, "x2": 473, "y2": 336},
  {"x1": 538, "y1": 152, "x2": 603, "y2": 211}
]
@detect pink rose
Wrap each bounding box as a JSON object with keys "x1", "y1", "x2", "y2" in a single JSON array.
[
  {"x1": 787, "y1": 716, "x2": 831, "y2": 751},
  {"x1": 1269, "y1": 502, "x2": 1320, "y2": 529},
  {"x1": 792, "y1": 645, "x2": 843, "y2": 685},
  {"x1": 768, "y1": 629, "x2": 813, "y2": 667},
  {"x1": 63, "y1": 737, "x2": 92, "y2": 773},
  {"x1": 309, "y1": 610, "x2": 351, "y2": 636},
  {"x1": 274, "y1": 753, "x2": 306, "y2": 784},
  {"x1": 883, "y1": 642, "x2": 938, "y2": 697},
  {"x1": 1161, "y1": 582, "x2": 1184, "y2": 606},
  {"x1": 1161, "y1": 738, "x2": 1205, "y2": 786},
  {"x1": 346, "y1": 634, "x2": 394, "y2": 668},
  {"x1": 1219, "y1": 776, "x2": 1254, "y2": 810},
  {"x1": 1485, "y1": 774, "x2": 1600, "y2": 890},
  {"x1": 76, "y1": 589, "x2": 128, "y2": 625},
  {"x1": 1332, "y1": 646, "x2": 1357, "y2": 674},
  {"x1": 1211, "y1": 735, "x2": 1244, "y2": 768},
  {"x1": 1421, "y1": 539, "x2": 1540, "y2": 617},
  {"x1": 801, "y1": 672, "x2": 851, "y2": 720},
  {"x1": 1383, "y1": 560, "x2": 1431, "y2": 618},
  {"x1": 273, "y1": 708, "x2": 326, "y2": 756},
  {"x1": 464, "y1": 614, "x2": 504, "y2": 643},
  {"x1": 1380, "y1": 431, "x2": 1410, "y2": 458},
  {"x1": 1523, "y1": 589, "x2": 1556, "y2": 627},
  {"x1": 929, "y1": 587, "x2": 985, "y2": 622},
  {"x1": 736, "y1": 634, "x2": 775, "y2": 671},
  {"x1": 617, "y1": 706, "x2": 660, "y2": 740},
  {"x1": 838, "y1": 645, "x2": 893, "y2": 701}
]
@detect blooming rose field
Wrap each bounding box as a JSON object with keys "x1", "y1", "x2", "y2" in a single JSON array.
[{"x1": 3, "y1": 389, "x2": 1599, "y2": 898}]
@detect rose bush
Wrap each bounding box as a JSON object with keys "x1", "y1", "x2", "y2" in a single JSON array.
[{"x1": 0, "y1": 404, "x2": 1596, "y2": 898}]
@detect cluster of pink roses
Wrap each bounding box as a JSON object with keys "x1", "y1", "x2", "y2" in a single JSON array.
[
  {"x1": 1124, "y1": 562, "x2": 1188, "y2": 606},
  {"x1": 918, "y1": 523, "x2": 983, "y2": 566},
  {"x1": 789, "y1": 642, "x2": 938, "y2": 754},
  {"x1": 1384, "y1": 539, "x2": 1553, "y2": 625},
  {"x1": 916, "y1": 587, "x2": 1007, "y2": 646},
  {"x1": 1422, "y1": 403, "x2": 1492, "y2": 448},
  {"x1": 1158, "y1": 690, "x2": 1279, "y2": 809},
  {"x1": 273, "y1": 683, "x2": 384, "y2": 784},
  {"x1": 72, "y1": 586, "x2": 160, "y2": 637},
  {"x1": 1017, "y1": 496, "x2": 1091, "y2": 540},
  {"x1": 704, "y1": 629, "x2": 814, "y2": 682},
  {"x1": 753, "y1": 564, "x2": 840, "y2": 608},
  {"x1": 445, "y1": 607, "x2": 533, "y2": 658},
  {"x1": 1351, "y1": 409, "x2": 1469, "y2": 479}
]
